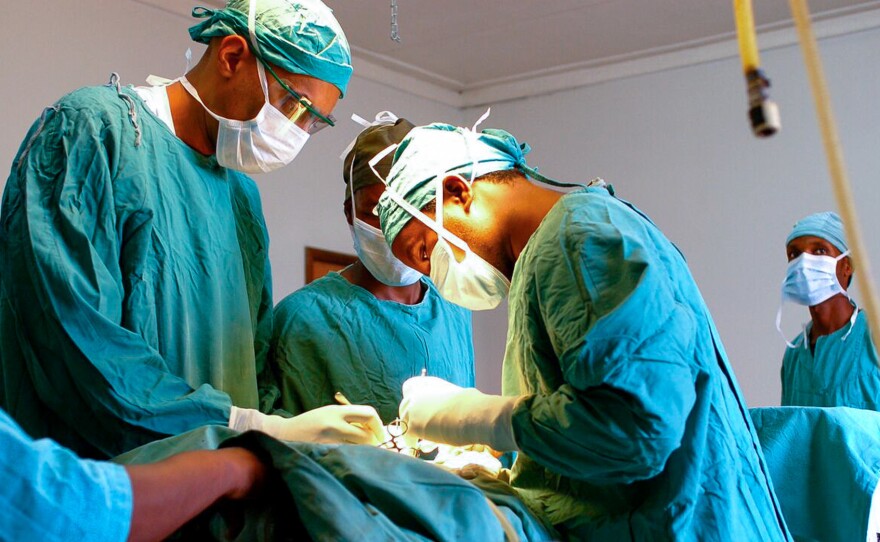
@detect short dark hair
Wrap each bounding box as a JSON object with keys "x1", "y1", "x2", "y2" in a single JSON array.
[{"x1": 475, "y1": 168, "x2": 524, "y2": 184}]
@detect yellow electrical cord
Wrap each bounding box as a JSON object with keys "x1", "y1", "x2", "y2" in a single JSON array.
[
  {"x1": 789, "y1": 0, "x2": 880, "y2": 366},
  {"x1": 734, "y1": 0, "x2": 761, "y2": 73}
]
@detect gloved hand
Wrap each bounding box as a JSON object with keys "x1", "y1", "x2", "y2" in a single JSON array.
[
  {"x1": 229, "y1": 405, "x2": 384, "y2": 445},
  {"x1": 399, "y1": 376, "x2": 522, "y2": 451}
]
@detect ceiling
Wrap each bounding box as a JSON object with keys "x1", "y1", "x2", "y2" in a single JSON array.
[{"x1": 139, "y1": 0, "x2": 880, "y2": 106}]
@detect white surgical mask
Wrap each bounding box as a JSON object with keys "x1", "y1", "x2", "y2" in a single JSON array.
[
  {"x1": 179, "y1": 65, "x2": 309, "y2": 174},
  {"x1": 430, "y1": 236, "x2": 509, "y2": 311},
  {"x1": 782, "y1": 250, "x2": 850, "y2": 306},
  {"x1": 775, "y1": 250, "x2": 853, "y2": 347},
  {"x1": 350, "y1": 190, "x2": 421, "y2": 287},
  {"x1": 178, "y1": 0, "x2": 310, "y2": 173}
]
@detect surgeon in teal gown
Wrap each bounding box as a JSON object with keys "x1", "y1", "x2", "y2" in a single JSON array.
[
  {"x1": 0, "y1": 0, "x2": 383, "y2": 458},
  {"x1": 377, "y1": 123, "x2": 791, "y2": 540},
  {"x1": 271, "y1": 113, "x2": 474, "y2": 423},
  {"x1": 778, "y1": 211, "x2": 880, "y2": 409}
]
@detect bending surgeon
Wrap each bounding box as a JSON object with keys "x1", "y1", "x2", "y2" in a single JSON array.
[
  {"x1": 270, "y1": 113, "x2": 475, "y2": 423},
  {"x1": 1, "y1": 406, "x2": 267, "y2": 542},
  {"x1": 0, "y1": 0, "x2": 382, "y2": 459},
  {"x1": 376, "y1": 123, "x2": 791, "y2": 540},
  {"x1": 778, "y1": 211, "x2": 880, "y2": 409}
]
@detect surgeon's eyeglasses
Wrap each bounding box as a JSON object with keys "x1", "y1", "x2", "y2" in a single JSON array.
[{"x1": 261, "y1": 61, "x2": 337, "y2": 135}]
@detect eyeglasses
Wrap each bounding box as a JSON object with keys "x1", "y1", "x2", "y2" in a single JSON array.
[{"x1": 260, "y1": 60, "x2": 336, "y2": 135}]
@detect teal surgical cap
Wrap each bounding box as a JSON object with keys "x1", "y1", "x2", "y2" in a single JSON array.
[
  {"x1": 189, "y1": 0, "x2": 352, "y2": 97},
  {"x1": 378, "y1": 123, "x2": 545, "y2": 246},
  {"x1": 786, "y1": 211, "x2": 848, "y2": 253}
]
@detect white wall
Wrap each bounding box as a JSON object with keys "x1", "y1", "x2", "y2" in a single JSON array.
[
  {"x1": 466, "y1": 28, "x2": 880, "y2": 405},
  {"x1": 3, "y1": 0, "x2": 878, "y2": 405}
]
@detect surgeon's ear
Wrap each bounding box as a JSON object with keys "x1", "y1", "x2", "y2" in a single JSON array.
[
  {"x1": 442, "y1": 175, "x2": 473, "y2": 212},
  {"x1": 215, "y1": 34, "x2": 250, "y2": 78}
]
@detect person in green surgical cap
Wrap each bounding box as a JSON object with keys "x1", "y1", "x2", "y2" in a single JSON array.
[
  {"x1": 0, "y1": 0, "x2": 384, "y2": 460},
  {"x1": 777, "y1": 211, "x2": 880, "y2": 409},
  {"x1": 269, "y1": 112, "x2": 475, "y2": 424},
  {"x1": 376, "y1": 122, "x2": 791, "y2": 540}
]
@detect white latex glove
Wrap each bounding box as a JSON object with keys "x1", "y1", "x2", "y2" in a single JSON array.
[
  {"x1": 399, "y1": 376, "x2": 522, "y2": 451},
  {"x1": 229, "y1": 405, "x2": 384, "y2": 445}
]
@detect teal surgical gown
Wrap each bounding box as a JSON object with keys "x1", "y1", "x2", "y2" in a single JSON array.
[
  {"x1": 781, "y1": 310, "x2": 880, "y2": 409},
  {"x1": 0, "y1": 83, "x2": 275, "y2": 458},
  {"x1": 502, "y1": 187, "x2": 790, "y2": 540},
  {"x1": 751, "y1": 406, "x2": 880, "y2": 542},
  {"x1": 270, "y1": 271, "x2": 475, "y2": 423},
  {"x1": 1, "y1": 408, "x2": 132, "y2": 541}
]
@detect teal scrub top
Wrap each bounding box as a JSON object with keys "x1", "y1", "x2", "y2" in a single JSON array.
[
  {"x1": 781, "y1": 310, "x2": 880, "y2": 409},
  {"x1": 270, "y1": 271, "x2": 475, "y2": 423},
  {"x1": 0, "y1": 84, "x2": 275, "y2": 458},
  {"x1": 0, "y1": 408, "x2": 132, "y2": 542},
  {"x1": 503, "y1": 187, "x2": 790, "y2": 540}
]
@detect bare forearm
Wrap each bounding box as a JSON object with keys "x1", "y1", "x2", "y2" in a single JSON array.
[{"x1": 125, "y1": 448, "x2": 265, "y2": 542}]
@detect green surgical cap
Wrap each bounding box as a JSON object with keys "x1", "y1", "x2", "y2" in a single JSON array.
[
  {"x1": 378, "y1": 123, "x2": 540, "y2": 246},
  {"x1": 786, "y1": 211, "x2": 848, "y2": 252},
  {"x1": 189, "y1": 0, "x2": 352, "y2": 96},
  {"x1": 343, "y1": 116, "x2": 415, "y2": 201}
]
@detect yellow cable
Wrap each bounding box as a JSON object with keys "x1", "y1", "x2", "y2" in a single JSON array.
[
  {"x1": 789, "y1": 0, "x2": 880, "y2": 365},
  {"x1": 734, "y1": 0, "x2": 761, "y2": 73}
]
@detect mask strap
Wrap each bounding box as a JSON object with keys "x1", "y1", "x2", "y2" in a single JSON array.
[
  {"x1": 841, "y1": 301, "x2": 859, "y2": 341},
  {"x1": 179, "y1": 77, "x2": 214, "y2": 115},
  {"x1": 471, "y1": 107, "x2": 491, "y2": 132},
  {"x1": 367, "y1": 143, "x2": 399, "y2": 181},
  {"x1": 368, "y1": 141, "x2": 473, "y2": 255},
  {"x1": 339, "y1": 112, "x2": 400, "y2": 160},
  {"x1": 381, "y1": 187, "x2": 471, "y2": 255},
  {"x1": 434, "y1": 174, "x2": 444, "y2": 231},
  {"x1": 775, "y1": 299, "x2": 798, "y2": 349}
]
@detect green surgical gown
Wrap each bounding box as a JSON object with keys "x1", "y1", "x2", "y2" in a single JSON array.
[
  {"x1": 0, "y1": 84, "x2": 274, "y2": 458},
  {"x1": 270, "y1": 272, "x2": 475, "y2": 423},
  {"x1": 1, "y1": 408, "x2": 132, "y2": 541},
  {"x1": 502, "y1": 187, "x2": 790, "y2": 540},
  {"x1": 781, "y1": 310, "x2": 880, "y2": 409}
]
